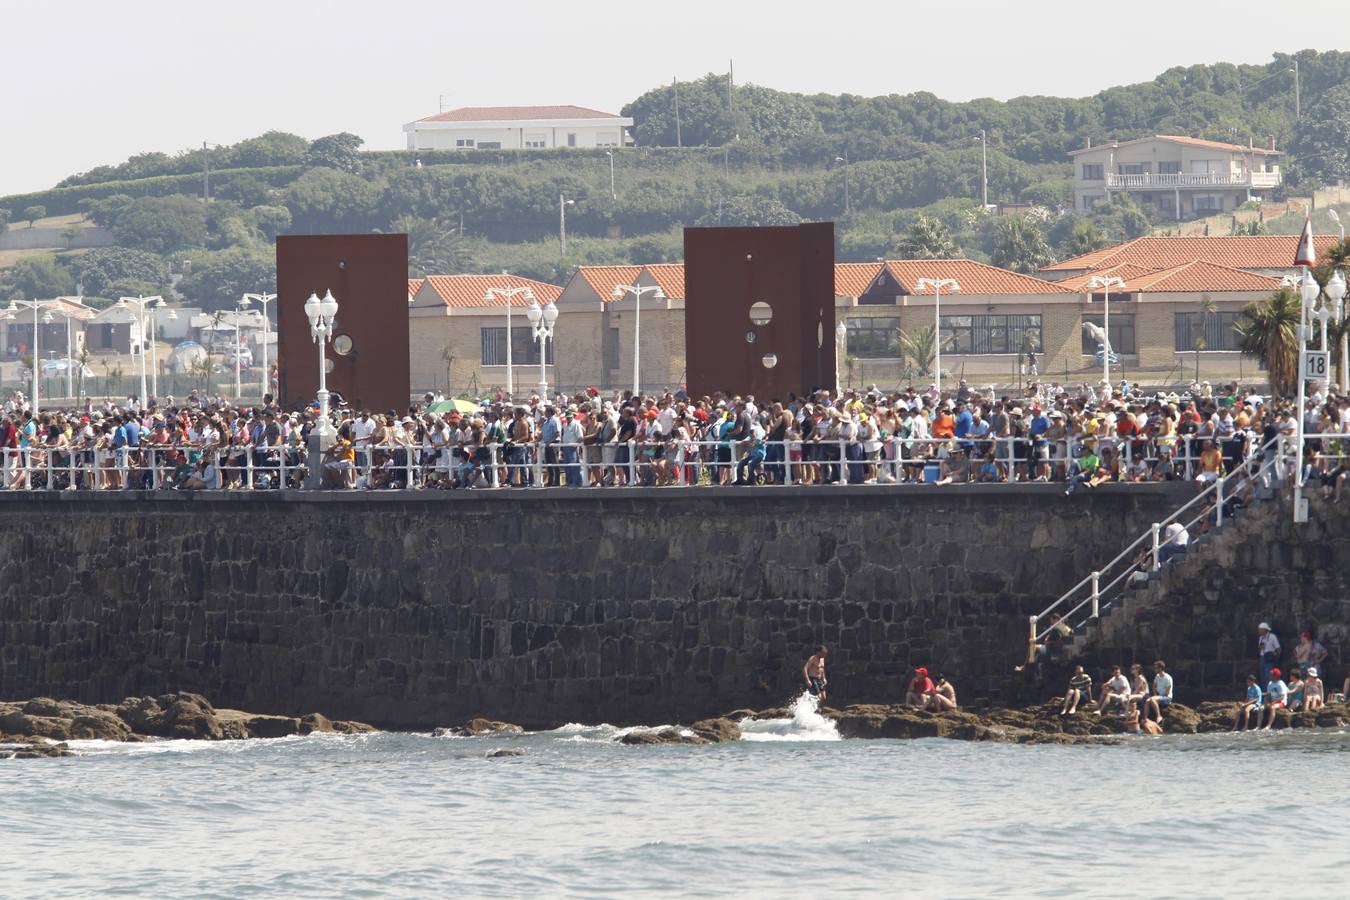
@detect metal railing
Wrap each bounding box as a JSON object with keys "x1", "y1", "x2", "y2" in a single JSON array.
[
  {"x1": 4, "y1": 432, "x2": 1342, "y2": 494},
  {"x1": 1024, "y1": 432, "x2": 1350, "y2": 661}
]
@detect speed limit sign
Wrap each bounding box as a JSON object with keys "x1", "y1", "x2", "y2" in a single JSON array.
[{"x1": 1304, "y1": 351, "x2": 1330, "y2": 380}]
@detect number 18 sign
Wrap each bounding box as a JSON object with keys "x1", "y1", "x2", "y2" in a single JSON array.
[{"x1": 1304, "y1": 351, "x2": 1330, "y2": 381}]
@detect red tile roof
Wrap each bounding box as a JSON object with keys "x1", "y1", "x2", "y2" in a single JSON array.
[
  {"x1": 573, "y1": 265, "x2": 644, "y2": 302},
  {"x1": 834, "y1": 263, "x2": 886, "y2": 298},
  {"x1": 418, "y1": 275, "x2": 561, "y2": 309},
  {"x1": 884, "y1": 259, "x2": 1071, "y2": 295},
  {"x1": 1068, "y1": 135, "x2": 1279, "y2": 156},
  {"x1": 408, "y1": 279, "x2": 423, "y2": 299},
  {"x1": 417, "y1": 105, "x2": 625, "y2": 123},
  {"x1": 641, "y1": 263, "x2": 685, "y2": 300},
  {"x1": 1059, "y1": 260, "x2": 1282, "y2": 293},
  {"x1": 1043, "y1": 235, "x2": 1342, "y2": 272}
]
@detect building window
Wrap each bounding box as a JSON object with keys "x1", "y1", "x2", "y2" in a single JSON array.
[
  {"x1": 477, "y1": 141, "x2": 502, "y2": 150},
  {"x1": 1159, "y1": 161, "x2": 1182, "y2": 175},
  {"x1": 456, "y1": 138, "x2": 475, "y2": 148},
  {"x1": 939, "y1": 314, "x2": 1042, "y2": 355},
  {"x1": 605, "y1": 327, "x2": 620, "y2": 370},
  {"x1": 1174, "y1": 311, "x2": 1244, "y2": 352},
  {"x1": 845, "y1": 317, "x2": 899, "y2": 358},
  {"x1": 597, "y1": 133, "x2": 619, "y2": 147},
  {"x1": 524, "y1": 140, "x2": 546, "y2": 148},
  {"x1": 524, "y1": 133, "x2": 547, "y2": 148},
  {"x1": 1081, "y1": 195, "x2": 1099, "y2": 211},
  {"x1": 567, "y1": 133, "x2": 577, "y2": 147},
  {"x1": 1081, "y1": 314, "x2": 1136, "y2": 355},
  {"x1": 1193, "y1": 193, "x2": 1224, "y2": 213},
  {"x1": 1117, "y1": 163, "x2": 1151, "y2": 175},
  {"x1": 481, "y1": 327, "x2": 552, "y2": 366},
  {"x1": 1082, "y1": 163, "x2": 1104, "y2": 181}
]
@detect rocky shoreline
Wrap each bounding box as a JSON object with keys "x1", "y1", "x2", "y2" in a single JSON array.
[
  {"x1": 617, "y1": 699, "x2": 1350, "y2": 746},
  {"x1": 7, "y1": 693, "x2": 1350, "y2": 758},
  {"x1": 0, "y1": 693, "x2": 376, "y2": 759}
]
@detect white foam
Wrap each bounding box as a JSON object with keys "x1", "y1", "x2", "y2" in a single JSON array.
[{"x1": 738, "y1": 693, "x2": 842, "y2": 742}]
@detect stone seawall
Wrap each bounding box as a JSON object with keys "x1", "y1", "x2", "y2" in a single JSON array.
[{"x1": 0, "y1": 485, "x2": 1190, "y2": 728}]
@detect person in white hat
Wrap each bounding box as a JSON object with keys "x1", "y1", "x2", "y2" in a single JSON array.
[{"x1": 1257, "y1": 622, "x2": 1280, "y2": 686}]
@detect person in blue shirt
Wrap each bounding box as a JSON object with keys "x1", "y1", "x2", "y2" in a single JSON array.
[
  {"x1": 954, "y1": 403, "x2": 974, "y2": 455},
  {"x1": 1260, "y1": 668, "x2": 1290, "y2": 730},
  {"x1": 1028, "y1": 408, "x2": 1052, "y2": 481},
  {"x1": 1231, "y1": 674, "x2": 1264, "y2": 731}
]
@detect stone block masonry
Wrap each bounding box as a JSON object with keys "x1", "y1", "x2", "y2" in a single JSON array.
[{"x1": 0, "y1": 485, "x2": 1190, "y2": 728}]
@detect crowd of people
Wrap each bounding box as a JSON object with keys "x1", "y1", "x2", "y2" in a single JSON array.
[{"x1": 0, "y1": 377, "x2": 1346, "y2": 492}]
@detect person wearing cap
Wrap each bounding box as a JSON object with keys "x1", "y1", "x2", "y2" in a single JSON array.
[
  {"x1": 904, "y1": 667, "x2": 936, "y2": 707},
  {"x1": 1257, "y1": 622, "x2": 1280, "y2": 687},
  {"x1": 1260, "y1": 667, "x2": 1290, "y2": 730},
  {"x1": 561, "y1": 405, "x2": 585, "y2": 487},
  {"x1": 1303, "y1": 667, "x2": 1325, "y2": 711}
]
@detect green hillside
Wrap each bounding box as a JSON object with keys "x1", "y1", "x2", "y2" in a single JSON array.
[{"x1": 1, "y1": 50, "x2": 1347, "y2": 309}]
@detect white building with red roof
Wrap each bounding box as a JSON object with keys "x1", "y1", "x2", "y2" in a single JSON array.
[
  {"x1": 1070, "y1": 135, "x2": 1282, "y2": 220},
  {"x1": 404, "y1": 105, "x2": 633, "y2": 151}
]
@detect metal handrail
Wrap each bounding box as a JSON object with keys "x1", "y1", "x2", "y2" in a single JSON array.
[{"x1": 1027, "y1": 433, "x2": 1295, "y2": 653}]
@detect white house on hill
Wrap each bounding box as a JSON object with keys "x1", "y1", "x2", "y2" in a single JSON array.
[{"x1": 404, "y1": 105, "x2": 633, "y2": 151}]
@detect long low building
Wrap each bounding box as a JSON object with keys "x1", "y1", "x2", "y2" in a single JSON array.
[{"x1": 407, "y1": 236, "x2": 1335, "y2": 396}]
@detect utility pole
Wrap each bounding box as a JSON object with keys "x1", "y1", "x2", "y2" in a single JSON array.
[
  {"x1": 673, "y1": 77, "x2": 682, "y2": 147},
  {"x1": 1293, "y1": 57, "x2": 1300, "y2": 119},
  {"x1": 203, "y1": 140, "x2": 210, "y2": 202},
  {"x1": 979, "y1": 129, "x2": 989, "y2": 208}
]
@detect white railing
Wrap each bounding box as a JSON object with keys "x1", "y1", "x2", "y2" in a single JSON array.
[
  {"x1": 5, "y1": 432, "x2": 1341, "y2": 494},
  {"x1": 1104, "y1": 171, "x2": 1281, "y2": 190},
  {"x1": 1024, "y1": 432, "x2": 1350, "y2": 660}
]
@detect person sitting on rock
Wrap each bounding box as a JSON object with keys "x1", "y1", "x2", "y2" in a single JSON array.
[
  {"x1": 1144, "y1": 660, "x2": 1173, "y2": 723},
  {"x1": 1259, "y1": 668, "x2": 1290, "y2": 731},
  {"x1": 1232, "y1": 674, "x2": 1265, "y2": 731},
  {"x1": 1095, "y1": 665, "x2": 1131, "y2": 716},
  {"x1": 1285, "y1": 668, "x2": 1306, "y2": 711},
  {"x1": 1059, "y1": 664, "x2": 1093, "y2": 715},
  {"x1": 1303, "y1": 667, "x2": 1325, "y2": 711},
  {"x1": 1127, "y1": 663, "x2": 1151, "y2": 713},
  {"x1": 925, "y1": 674, "x2": 958, "y2": 712},
  {"x1": 904, "y1": 667, "x2": 936, "y2": 707}
]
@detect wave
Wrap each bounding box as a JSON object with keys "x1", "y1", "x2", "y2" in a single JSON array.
[
  {"x1": 545, "y1": 723, "x2": 691, "y2": 744},
  {"x1": 738, "y1": 693, "x2": 842, "y2": 742}
]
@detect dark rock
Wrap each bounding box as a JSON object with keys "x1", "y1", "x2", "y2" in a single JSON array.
[
  {"x1": 331, "y1": 720, "x2": 377, "y2": 735},
  {"x1": 486, "y1": 748, "x2": 525, "y2": 758},
  {"x1": 244, "y1": 715, "x2": 302, "y2": 739},
  {"x1": 462, "y1": 718, "x2": 525, "y2": 736},
  {"x1": 298, "y1": 713, "x2": 334, "y2": 735},
  {"x1": 619, "y1": 728, "x2": 710, "y2": 745},
  {"x1": 21, "y1": 697, "x2": 65, "y2": 717},
  {"x1": 691, "y1": 717, "x2": 741, "y2": 743}
]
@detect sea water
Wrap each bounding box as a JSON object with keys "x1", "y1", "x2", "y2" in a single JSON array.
[{"x1": 4, "y1": 695, "x2": 1349, "y2": 897}]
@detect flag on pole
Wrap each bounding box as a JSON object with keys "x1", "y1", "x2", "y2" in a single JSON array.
[{"x1": 1293, "y1": 211, "x2": 1316, "y2": 267}]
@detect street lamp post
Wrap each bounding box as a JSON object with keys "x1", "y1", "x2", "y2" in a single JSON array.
[
  {"x1": 302, "y1": 290, "x2": 338, "y2": 489},
  {"x1": 525, "y1": 298, "x2": 559, "y2": 398},
  {"x1": 115, "y1": 295, "x2": 165, "y2": 406},
  {"x1": 834, "y1": 153, "x2": 850, "y2": 215},
  {"x1": 605, "y1": 150, "x2": 616, "y2": 201},
  {"x1": 559, "y1": 194, "x2": 575, "y2": 257},
  {"x1": 611, "y1": 283, "x2": 666, "y2": 395},
  {"x1": 233, "y1": 302, "x2": 245, "y2": 401},
  {"x1": 1327, "y1": 268, "x2": 1348, "y2": 394},
  {"x1": 914, "y1": 277, "x2": 960, "y2": 396},
  {"x1": 835, "y1": 320, "x2": 848, "y2": 396},
  {"x1": 976, "y1": 129, "x2": 989, "y2": 208},
  {"x1": 242, "y1": 292, "x2": 276, "y2": 400},
  {"x1": 1087, "y1": 275, "x2": 1127, "y2": 388},
  {"x1": 1293, "y1": 268, "x2": 1319, "y2": 522},
  {"x1": 483, "y1": 285, "x2": 537, "y2": 397}
]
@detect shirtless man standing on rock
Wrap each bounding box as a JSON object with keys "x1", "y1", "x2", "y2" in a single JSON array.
[{"x1": 803, "y1": 646, "x2": 828, "y2": 703}]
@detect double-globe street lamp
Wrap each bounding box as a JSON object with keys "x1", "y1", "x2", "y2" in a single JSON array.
[
  {"x1": 114, "y1": 295, "x2": 167, "y2": 404},
  {"x1": 5, "y1": 298, "x2": 81, "y2": 415},
  {"x1": 611, "y1": 283, "x2": 666, "y2": 395},
  {"x1": 483, "y1": 285, "x2": 536, "y2": 397},
  {"x1": 1087, "y1": 275, "x2": 1128, "y2": 387},
  {"x1": 525, "y1": 296, "x2": 559, "y2": 398},
  {"x1": 303, "y1": 290, "x2": 339, "y2": 437},
  {"x1": 913, "y1": 277, "x2": 960, "y2": 396}
]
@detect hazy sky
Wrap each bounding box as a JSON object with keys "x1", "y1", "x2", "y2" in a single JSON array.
[{"x1": 3, "y1": 0, "x2": 1343, "y2": 196}]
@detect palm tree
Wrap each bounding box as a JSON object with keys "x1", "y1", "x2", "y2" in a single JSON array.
[
  {"x1": 1193, "y1": 295, "x2": 1217, "y2": 382},
  {"x1": 991, "y1": 215, "x2": 1053, "y2": 274},
  {"x1": 1066, "y1": 220, "x2": 1106, "y2": 258},
  {"x1": 895, "y1": 325, "x2": 953, "y2": 378},
  {"x1": 894, "y1": 216, "x2": 961, "y2": 260},
  {"x1": 392, "y1": 214, "x2": 476, "y2": 276},
  {"x1": 1235, "y1": 288, "x2": 1301, "y2": 398}
]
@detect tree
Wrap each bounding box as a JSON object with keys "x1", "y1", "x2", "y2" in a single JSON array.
[
  {"x1": 0, "y1": 208, "x2": 9, "y2": 235},
  {"x1": 215, "y1": 173, "x2": 275, "y2": 207},
  {"x1": 284, "y1": 167, "x2": 382, "y2": 232},
  {"x1": 895, "y1": 325, "x2": 953, "y2": 378},
  {"x1": 1193, "y1": 295, "x2": 1217, "y2": 381},
  {"x1": 61, "y1": 224, "x2": 82, "y2": 250},
  {"x1": 112, "y1": 195, "x2": 208, "y2": 253},
  {"x1": 248, "y1": 205, "x2": 292, "y2": 241},
  {"x1": 1235, "y1": 288, "x2": 1301, "y2": 398},
  {"x1": 393, "y1": 215, "x2": 476, "y2": 276},
  {"x1": 694, "y1": 195, "x2": 801, "y2": 227},
  {"x1": 23, "y1": 205, "x2": 46, "y2": 227},
  {"x1": 1287, "y1": 82, "x2": 1350, "y2": 186},
  {"x1": 1066, "y1": 219, "x2": 1107, "y2": 257},
  {"x1": 177, "y1": 248, "x2": 274, "y2": 311},
  {"x1": 305, "y1": 132, "x2": 365, "y2": 172},
  {"x1": 894, "y1": 216, "x2": 960, "y2": 259},
  {"x1": 990, "y1": 215, "x2": 1053, "y2": 274},
  {"x1": 1, "y1": 254, "x2": 75, "y2": 299},
  {"x1": 1230, "y1": 219, "x2": 1266, "y2": 236},
  {"x1": 65, "y1": 248, "x2": 170, "y2": 298}
]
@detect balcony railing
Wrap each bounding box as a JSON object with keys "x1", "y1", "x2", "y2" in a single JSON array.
[{"x1": 1104, "y1": 170, "x2": 1281, "y2": 190}]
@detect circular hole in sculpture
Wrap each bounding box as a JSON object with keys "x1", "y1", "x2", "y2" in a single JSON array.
[
  {"x1": 749, "y1": 301, "x2": 773, "y2": 326},
  {"x1": 745, "y1": 331, "x2": 757, "y2": 343},
  {"x1": 761, "y1": 353, "x2": 778, "y2": 369}
]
